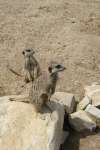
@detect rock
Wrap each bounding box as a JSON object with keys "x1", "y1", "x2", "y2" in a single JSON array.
[
  {"x1": 0, "y1": 96, "x2": 65, "y2": 150},
  {"x1": 69, "y1": 110, "x2": 96, "y2": 132},
  {"x1": 85, "y1": 104, "x2": 100, "y2": 126},
  {"x1": 77, "y1": 96, "x2": 92, "y2": 110},
  {"x1": 85, "y1": 104, "x2": 100, "y2": 118},
  {"x1": 85, "y1": 84, "x2": 100, "y2": 107},
  {"x1": 51, "y1": 92, "x2": 76, "y2": 114},
  {"x1": 61, "y1": 131, "x2": 69, "y2": 144},
  {"x1": 85, "y1": 84, "x2": 100, "y2": 98},
  {"x1": 0, "y1": 101, "x2": 47, "y2": 150},
  {"x1": 47, "y1": 101, "x2": 65, "y2": 150},
  {"x1": 91, "y1": 94, "x2": 100, "y2": 107}
]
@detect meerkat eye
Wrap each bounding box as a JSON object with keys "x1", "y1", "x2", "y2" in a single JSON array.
[
  {"x1": 56, "y1": 65, "x2": 61, "y2": 69},
  {"x1": 48, "y1": 67, "x2": 52, "y2": 73},
  {"x1": 22, "y1": 51, "x2": 25, "y2": 55}
]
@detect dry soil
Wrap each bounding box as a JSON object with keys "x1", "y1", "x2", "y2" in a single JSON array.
[{"x1": 0, "y1": 0, "x2": 100, "y2": 150}]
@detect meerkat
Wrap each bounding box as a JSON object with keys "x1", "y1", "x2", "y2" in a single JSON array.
[
  {"x1": 9, "y1": 49, "x2": 41, "y2": 103},
  {"x1": 22, "y1": 49, "x2": 41, "y2": 83},
  {"x1": 29, "y1": 62, "x2": 66, "y2": 112}
]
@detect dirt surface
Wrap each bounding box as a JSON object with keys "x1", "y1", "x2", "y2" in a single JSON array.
[
  {"x1": 0, "y1": 0, "x2": 100, "y2": 98},
  {"x1": 0, "y1": 0, "x2": 100, "y2": 149}
]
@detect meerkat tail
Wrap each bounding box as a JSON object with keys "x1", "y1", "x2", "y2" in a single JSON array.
[{"x1": 7, "y1": 65, "x2": 23, "y2": 77}]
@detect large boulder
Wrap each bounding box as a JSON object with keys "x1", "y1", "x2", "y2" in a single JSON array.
[{"x1": 0, "y1": 95, "x2": 65, "y2": 150}]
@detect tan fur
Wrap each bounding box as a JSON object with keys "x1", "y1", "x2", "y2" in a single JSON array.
[
  {"x1": 29, "y1": 63, "x2": 66, "y2": 112},
  {"x1": 22, "y1": 49, "x2": 41, "y2": 83}
]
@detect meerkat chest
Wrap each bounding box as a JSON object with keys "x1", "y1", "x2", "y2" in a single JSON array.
[
  {"x1": 25, "y1": 57, "x2": 36, "y2": 70},
  {"x1": 30, "y1": 72, "x2": 58, "y2": 103},
  {"x1": 32, "y1": 72, "x2": 49, "y2": 94}
]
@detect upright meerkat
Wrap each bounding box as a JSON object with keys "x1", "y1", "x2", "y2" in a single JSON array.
[
  {"x1": 29, "y1": 62, "x2": 66, "y2": 112},
  {"x1": 22, "y1": 49, "x2": 41, "y2": 83}
]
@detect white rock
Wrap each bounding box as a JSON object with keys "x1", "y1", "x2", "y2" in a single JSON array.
[
  {"x1": 85, "y1": 104, "x2": 100, "y2": 118},
  {"x1": 47, "y1": 101, "x2": 65, "y2": 150},
  {"x1": 85, "y1": 84, "x2": 100, "y2": 98},
  {"x1": 91, "y1": 94, "x2": 100, "y2": 107},
  {"x1": 69, "y1": 110, "x2": 96, "y2": 132},
  {"x1": 85, "y1": 84, "x2": 100, "y2": 107},
  {"x1": 85, "y1": 104, "x2": 100, "y2": 126},
  {"x1": 0, "y1": 102, "x2": 47, "y2": 150},
  {"x1": 77, "y1": 96, "x2": 92, "y2": 110},
  {"x1": 0, "y1": 96, "x2": 65, "y2": 150},
  {"x1": 51, "y1": 92, "x2": 76, "y2": 114}
]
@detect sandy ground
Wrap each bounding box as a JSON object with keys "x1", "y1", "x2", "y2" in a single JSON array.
[
  {"x1": 0, "y1": 0, "x2": 100, "y2": 98},
  {"x1": 0, "y1": 0, "x2": 100, "y2": 149}
]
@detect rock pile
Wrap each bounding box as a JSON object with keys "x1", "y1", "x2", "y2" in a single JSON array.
[
  {"x1": 51, "y1": 83, "x2": 100, "y2": 141},
  {"x1": 0, "y1": 83, "x2": 100, "y2": 150},
  {"x1": 70, "y1": 83, "x2": 100, "y2": 132}
]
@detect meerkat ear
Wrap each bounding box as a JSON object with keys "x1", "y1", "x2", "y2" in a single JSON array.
[{"x1": 48, "y1": 67, "x2": 52, "y2": 73}]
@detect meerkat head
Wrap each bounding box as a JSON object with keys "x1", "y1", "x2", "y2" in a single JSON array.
[
  {"x1": 22, "y1": 49, "x2": 35, "y2": 57},
  {"x1": 48, "y1": 62, "x2": 66, "y2": 74}
]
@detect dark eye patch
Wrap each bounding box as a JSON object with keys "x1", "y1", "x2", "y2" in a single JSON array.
[
  {"x1": 26, "y1": 49, "x2": 31, "y2": 52},
  {"x1": 22, "y1": 51, "x2": 25, "y2": 55},
  {"x1": 48, "y1": 67, "x2": 52, "y2": 73},
  {"x1": 56, "y1": 65, "x2": 61, "y2": 69}
]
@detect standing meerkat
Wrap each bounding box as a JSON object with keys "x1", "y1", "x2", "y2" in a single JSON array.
[
  {"x1": 29, "y1": 62, "x2": 66, "y2": 112},
  {"x1": 22, "y1": 49, "x2": 41, "y2": 83}
]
